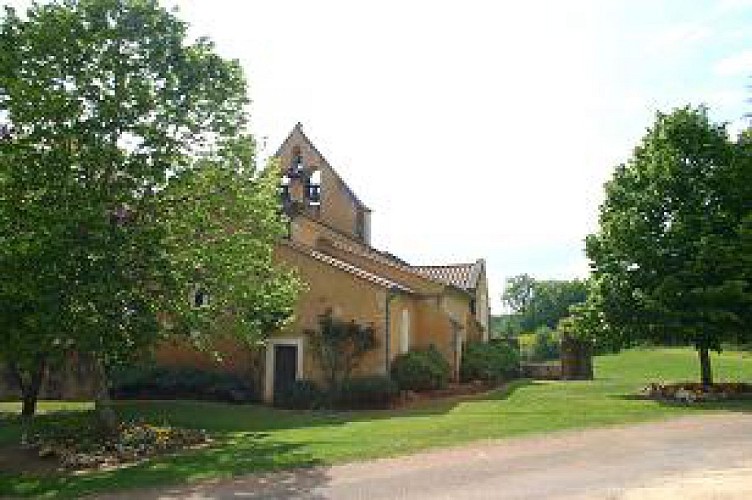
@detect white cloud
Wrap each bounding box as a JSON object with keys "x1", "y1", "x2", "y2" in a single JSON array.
[
  {"x1": 715, "y1": 50, "x2": 752, "y2": 76},
  {"x1": 653, "y1": 23, "x2": 712, "y2": 50}
]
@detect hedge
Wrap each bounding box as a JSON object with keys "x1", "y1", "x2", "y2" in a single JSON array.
[
  {"x1": 110, "y1": 365, "x2": 257, "y2": 403},
  {"x1": 460, "y1": 341, "x2": 519, "y2": 383},
  {"x1": 391, "y1": 345, "x2": 451, "y2": 391}
]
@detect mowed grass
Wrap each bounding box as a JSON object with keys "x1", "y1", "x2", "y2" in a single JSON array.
[{"x1": 1, "y1": 348, "x2": 751, "y2": 498}]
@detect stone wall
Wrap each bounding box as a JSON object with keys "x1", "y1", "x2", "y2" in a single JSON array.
[
  {"x1": 0, "y1": 355, "x2": 96, "y2": 401},
  {"x1": 521, "y1": 362, "x2": 562, "y2": 380}
]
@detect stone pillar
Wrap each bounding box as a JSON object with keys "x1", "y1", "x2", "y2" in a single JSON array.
[{"x1": 560, "y1": 334, "x2": 593, "y2": 380}]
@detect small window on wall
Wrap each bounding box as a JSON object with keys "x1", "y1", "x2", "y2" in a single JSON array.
[
  {"x1": 400, "y1": 309, "x2": 410, "y2": 354},
  {"x1": 193, "y1": 287, "x2": 209, "y2": 308}
]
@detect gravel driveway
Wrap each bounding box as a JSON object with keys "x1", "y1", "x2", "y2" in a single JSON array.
[{"x1": 104, "y1": 413, "x2": 752, "y2": 500}]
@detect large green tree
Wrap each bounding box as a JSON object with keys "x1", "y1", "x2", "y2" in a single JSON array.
[
  {"x1": 0, "y1": 0, "x2": 298, "y2": 432},
  {"x1": 584, "y1": 106, "x2": 752, "y2": 385}
]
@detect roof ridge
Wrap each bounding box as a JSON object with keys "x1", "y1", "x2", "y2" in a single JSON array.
[
  {"x1": 281, "y1": 240, "x2": 412, "y2": 293},
  {"x1": 412, "y1": 263, "x2": 475, "y2": 269},
  {"x1": 324, "y1": 238, "x2": 450, "y2": 287}
]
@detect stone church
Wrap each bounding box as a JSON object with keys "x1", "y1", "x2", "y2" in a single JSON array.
[
  {"x1": 259, "y1": 124, "x2": 490, "y2": 402},
  {"x1": 0, "y1": 124, "x2": 490, "y2": 403}
]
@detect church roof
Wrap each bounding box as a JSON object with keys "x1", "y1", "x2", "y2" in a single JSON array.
[
  {"x1": 411, "y1": 260, "x2": 485, "y2": 292},
  {"x1": 282, "y1": 240, "x2": 413, "y2": 293}
]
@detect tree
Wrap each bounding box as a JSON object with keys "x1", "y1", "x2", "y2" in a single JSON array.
[
  {"x1": 160, "y1": 145, "x2": 301, "y2": 347},
  {"x1": 502, "y1": 274, "x2": 535, "y2": 318},
  {"x1": 0, "y1": 0, "x2": 298, "y2": 432},
  {"x1": 501, "y1": 274, "x2": 587, "y2": 332},
  {"x1": 305, "y1": 309, "x2": 379, "y2": 396},
  {"x1": 584, "y1": 106, "x2": 752, "y2": 385}
]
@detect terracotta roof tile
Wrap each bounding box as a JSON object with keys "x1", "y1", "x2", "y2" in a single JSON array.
[
  {"x1": 411, "y1": 261, "x2": 484, "y2": 291},
  {"x1": 283, "y1": 240, "x2": 412, "y2": 293}
]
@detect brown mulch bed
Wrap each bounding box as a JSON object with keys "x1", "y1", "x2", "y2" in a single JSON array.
[
  {"x1": 395, "y1": 381, "x2": 496, "y2": 407},
  {"x1": 642, "y1": 382, "x2": 752, "y2": 403}
]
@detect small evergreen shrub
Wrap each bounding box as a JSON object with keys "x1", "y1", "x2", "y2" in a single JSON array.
[
  {"x1": 460, "y1": 341, "x2": 520, "y2": 383},
  {"x1": 335, "y1": 375, "x2": 399, "y2": 409},
  {"x1": 275, "y1": 379, "x2": 323, "y2": 410},
  {"x1": 391, "y1": 345, "x2": 451, "y2": 391},
  {"x1": 110, "y1": 366, "x2": 257, "y2": 403}
]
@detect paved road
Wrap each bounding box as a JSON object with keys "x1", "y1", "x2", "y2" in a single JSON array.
[{"x1": 110, "y1": 414, "x2": 752, "y2": 500}]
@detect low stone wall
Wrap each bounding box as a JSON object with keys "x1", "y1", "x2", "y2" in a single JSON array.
[
  {"x1": 521, "y1": 362, "x2": 561, "y2": 380},
  {"x1": 0, "y1": 356, "x2": 96, "y2": 401}
]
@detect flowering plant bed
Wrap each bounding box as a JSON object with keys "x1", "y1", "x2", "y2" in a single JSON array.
[
  {"x1": 29, "y1": 418, "x2": 210, "y2": 471},
  {"x1": 641, "y1": 382, "x2": 752, "y2": 403}
]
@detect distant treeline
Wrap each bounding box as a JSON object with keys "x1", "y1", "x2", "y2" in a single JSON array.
[{"x1": 492, "y1": 274, "x2": 587, "y2": 337}]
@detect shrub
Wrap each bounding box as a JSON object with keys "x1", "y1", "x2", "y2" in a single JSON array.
[
  {"x1": 110, "y1": 366, "x2": 257, "y2": 403},
  {"x1": 391, "y1": 345, "x2": 451, "y2": 391},
  {"x1": 460, "y1": 341, "x2": 520, "y2": 383},
  {"x1": 275, "y1": 379, "x2": 323, "y2": 410},
  {"x1": 531, "y1": 327, "x2": 560, "y2": 361},
  {"x1": 335, "y1": 375, "x2": 399, "y2": 409},
  {"x1": 519, "y1": 327, "x2": 560, "y2": 361},
  {"x1": 306, "y1": 309, "x2": 380, "y2": 392}
]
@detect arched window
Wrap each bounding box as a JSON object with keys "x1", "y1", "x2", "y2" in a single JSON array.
[
  {"x1": 306, "y1": 169, "x2": 321, "y2": 205},
  {"x1": 400, "y1": 308, "x2": 410, "y2": 354}
]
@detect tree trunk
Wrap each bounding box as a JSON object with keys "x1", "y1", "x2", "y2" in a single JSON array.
[
  {"x1": 92, "y1": 356, "x2": 118, "y2": 434},
  {"x1": 8, "y1": 359, "x2": 46, "y2": 447},
  {"x1": 698, "y1": 346, "x2": 713, "y2": 387}
]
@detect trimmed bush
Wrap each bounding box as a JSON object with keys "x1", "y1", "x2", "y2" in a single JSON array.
[
  {"x1": 275, "y1": 379, "x2": 323, "y2": 410},
  {"x1": 391, "y1": 345, "x2": 451, "y2": 391},
  {"x1": 336, "y1": 375, "x2": 399, "y2": 409},
  {"x1": 460, "y1": 341, "x2": 520, "y2": 383},
  {"x1": 110, "y1": 366, "x2": 257, "y2": 403}
]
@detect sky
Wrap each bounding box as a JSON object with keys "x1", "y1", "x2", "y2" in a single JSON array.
[{"x1": 6, "y1": 0, "x2": 752, "y2": 312}]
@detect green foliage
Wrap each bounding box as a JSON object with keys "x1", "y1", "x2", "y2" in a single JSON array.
[
  {"x1": 110, "y1": 366, "x2": 257, "y2": 403},
  {"x1": 490, "y1": 314, "x2": 524, "y2": 337},
  {"x1": 391, "y1": 345, "x2": 451, "y2": 391},
  {"x1": 531, "y1": 327, "x2": 560, "y2": 361},
  {"x1": 519, "y1": 327, "x2": 560, "y2": 361},
  {"x1": 275, "y1": 379, "x2": 323, "y2": 410},
  {"x1": 0, "y1": 0, "x2": 299, "y2": 420},
  {"x1": 159, "y1": 155, "x2": 301, "y2": 346},
  {"x1": 501, "y1": 275, "x2": 587, "y2": 332},
  {"x1": 460, "y1": 341, "x2": 519, "y2": 383},
  {"x1": 583, "y1": 105, "x2": 752, "y2": 384},
  {"x1": 335, "y1": 375, "x2": 398, "y2": 409},
  {"x1": 305, "y1": 310, "x2": 379, "y2": 392}
]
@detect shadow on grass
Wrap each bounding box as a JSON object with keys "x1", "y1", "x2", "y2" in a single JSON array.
[
  {"x1": 0, "y1": 433, "x2": 329, "y2": 499},
  {"x1": 110, "y1": 378, "x2": 539, "y2": 433},
  {"x1": 0, "y1": 379, "x2": 537, "y2": 498}
]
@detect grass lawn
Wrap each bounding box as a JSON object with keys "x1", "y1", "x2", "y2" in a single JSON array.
[{"x1": 1, "y1": 347, "x2": 751, "y2": 498}]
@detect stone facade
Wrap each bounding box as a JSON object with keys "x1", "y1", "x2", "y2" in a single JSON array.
[{"x1": 156, "y1": 123, "x2": 491, "y2": 403}]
